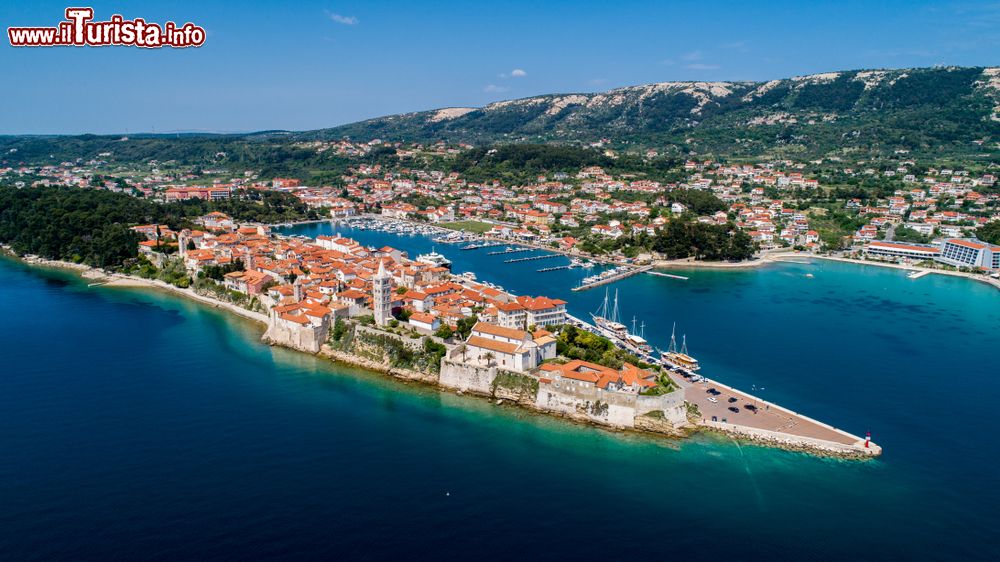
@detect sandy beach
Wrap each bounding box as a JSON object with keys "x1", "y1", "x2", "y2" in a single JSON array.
[
  {"x1": 102, "y1": 276, "x2": 270, "y2": 324},
  {"x1": 4, "y1": 250, "x2": 270, "y2": 325}
]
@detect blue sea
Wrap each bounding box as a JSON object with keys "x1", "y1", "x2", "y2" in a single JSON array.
[{"x1": 1, "y1": 225, "x2": 998, "y2": 560}]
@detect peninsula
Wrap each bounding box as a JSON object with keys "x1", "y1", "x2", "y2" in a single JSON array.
[{"x1": 4, "y1": 204, "x2": 880, "y2": 458}]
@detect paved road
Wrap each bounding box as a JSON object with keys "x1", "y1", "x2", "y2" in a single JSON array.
[{"x1": 885, "y1": 223, "x2": 896, "y2": 242}]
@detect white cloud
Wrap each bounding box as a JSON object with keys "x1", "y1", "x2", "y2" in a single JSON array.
[
  {"x1": 483, "y1": 84, "x2": 509, "y2": 93},
  {"x1": 499, "y1": 68, "x2": 527, "y2": 79},
  {"x1": 326, "y1": 11, "x2": 358, "y2": 25},
  {"x1": 680, "y1": 50, "x2": 703, "y2": 61}
]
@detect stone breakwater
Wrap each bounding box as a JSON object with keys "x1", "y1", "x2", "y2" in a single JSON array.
[{"x1": 700, "y1": 422, "x2": 880, "y2": 459}]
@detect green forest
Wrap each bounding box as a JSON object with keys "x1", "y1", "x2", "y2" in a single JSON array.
[{"x1": 0, "y1": 185, "x2": 313, "y2": 268}]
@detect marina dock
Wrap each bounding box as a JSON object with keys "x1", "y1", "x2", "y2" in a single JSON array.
[
  {"x1": 573, "y1": 265, "x2": 652, "y2": 291},
  {"x1": 537, "y1": 265, "x2": 571, "y2": 273},
  {"x1": 487, "y1": 247, "x2": 534, "y2": 256},
  {"x1": 460, "y1": 242, "x2": 505, "y2": 250},
  {"x1": 504, "y1": 254, "x2": 562, "y2": 264},
  {"x1": 647, "y1": 271, "x2": 689, "y2": 280}
]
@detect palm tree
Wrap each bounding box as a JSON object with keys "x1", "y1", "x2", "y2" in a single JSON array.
[{"x1": 484, "y1": 352, "x2": 495, "y2": 367}]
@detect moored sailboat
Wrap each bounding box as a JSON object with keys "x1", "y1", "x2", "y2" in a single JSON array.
[
  {"x1": 658, "y1": 323, "x2": 701, "y2": 372},
  {"x1": 590, "y1": 289, "x2": 653, "y2": 356}
]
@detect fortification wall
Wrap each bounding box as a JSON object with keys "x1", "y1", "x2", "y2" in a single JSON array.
[
  {"x1": 534, "y1": 385, "x2": 636, "y2": 428},
  {"x1": 635, "y1": 391, "x2": 687, "y2": 426},
  {"x1": 439, "y1": 360, "x2": 497, "y2": 395},
  {"x1": 263, "y1": 322, "x2": 326, "y2": 353}
]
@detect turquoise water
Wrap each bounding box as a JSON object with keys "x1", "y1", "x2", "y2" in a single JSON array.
[{"x1": 1, "y1": 226, "x2": 999, "y2": 559}]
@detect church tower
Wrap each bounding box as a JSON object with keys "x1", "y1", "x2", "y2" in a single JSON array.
[{"x1": 373, "y1": 259, "x2": 393, "y2": 326}]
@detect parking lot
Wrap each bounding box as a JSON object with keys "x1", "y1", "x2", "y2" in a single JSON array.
[{"x1": 669, "y1": 374, "x2": 859, "y2": 445}]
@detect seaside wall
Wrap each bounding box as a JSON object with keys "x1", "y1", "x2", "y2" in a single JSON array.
[
  {"x1": 535, "y1": 384, "x2": 637, "y2": 427},
  {"x1": 263, "y1": 320, "x2": 327, "y2": 353},
  {"x1": 440, "y1": 357, "x2": 689, "y2": 430},
  {"x1": 635, "y1": 392, "x2": 688, "y2": 426},
  {"x1": 439, "y1": 360, "x2": 497, "y2": 395}
]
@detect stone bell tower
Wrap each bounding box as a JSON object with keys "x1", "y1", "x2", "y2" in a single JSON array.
[{"x1": 373, "y1": 259, "x2": 393, "y2": 326}]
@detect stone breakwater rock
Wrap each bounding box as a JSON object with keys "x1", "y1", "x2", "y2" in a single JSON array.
[
  {"x1": 700, "y1": 424, "x2": 879, "y2": 459},
  {"x1": 635, "y1": 414, "x2": 689, "y2": 437}
]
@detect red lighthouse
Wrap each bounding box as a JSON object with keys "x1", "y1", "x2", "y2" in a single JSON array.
[{"x1": 865, "y1": 430, "x2": 871, "y2": 448}]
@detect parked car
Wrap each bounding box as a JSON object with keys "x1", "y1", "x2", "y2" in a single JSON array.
[
  {"x1": 728, "y1": 406, "x2": 739, "y2": 413},
  {"x1": 707, "y1": 397, "x2": 718, "y2": 403}
]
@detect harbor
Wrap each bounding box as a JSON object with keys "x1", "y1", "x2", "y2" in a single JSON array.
[
  {"x1": 268, "y1": 217, "x2": 1000, "y2": 461},
  {"x1": 567, "y1": 287, "x2": 878, "y2": 456}
]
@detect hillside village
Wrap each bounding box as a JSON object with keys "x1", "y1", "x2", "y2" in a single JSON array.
[{"x1": 4, "y1": 137, "x2": 999, "y2": 273}]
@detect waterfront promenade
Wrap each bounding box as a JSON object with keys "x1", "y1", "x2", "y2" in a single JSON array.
[{"x1": 673, "y1": 373, "x2": 878, "y2": 455}]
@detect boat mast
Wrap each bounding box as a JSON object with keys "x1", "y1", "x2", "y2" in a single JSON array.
[
  {"x1": 632, "y1": 316, "x2": 637, "y2": 335},
  {"x1": 668, "y1": 323, "x2": 677, "y2": 354},
  {"x1": 596, "y1": 288, "x2": 610, "y2": 318},
  {"x1": 681, "y1": 334, "x2": 688, "y2": 356},
  {"x1": 640, "y1": 321, "x2": 645, "y2": 339},
  {"x1": 612, "y1": 289, "x2": 620, "y2": 324}
]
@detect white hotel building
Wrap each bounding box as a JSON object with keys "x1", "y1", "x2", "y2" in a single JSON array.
[
  {"x1": 935, "y1": 239, "x2": 1000, "y2": 271},
  {"x1": 863, "y1": 241, "x2": 941, "y2": 261}
]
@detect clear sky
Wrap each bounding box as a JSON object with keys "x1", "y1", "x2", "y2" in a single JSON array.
[{"x1": 1, "y1": 0, "x2": 998, "y2": 134}]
